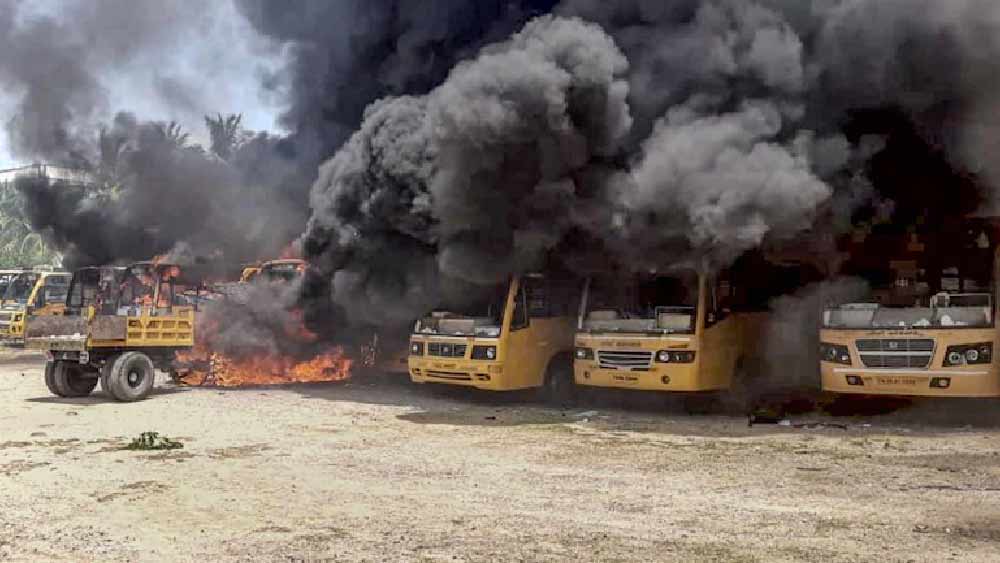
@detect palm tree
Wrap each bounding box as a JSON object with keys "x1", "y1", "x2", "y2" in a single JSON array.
[
  {"x1": 0, "y1": 180, "x2": 57, "y2": 267},
  {"x1": 151, "y1": 121, "x2": 190, "y2": 150},
  {"x1": 97, "y1": 125, "x2": 129, "y2": 201},
  {"x1": 205, "y1": 113, "x2": 243, "y2": 161}
]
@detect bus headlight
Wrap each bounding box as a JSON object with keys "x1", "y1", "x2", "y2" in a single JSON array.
[
  {"x1": 944, "y1": 343, "x2": 992, "y2": 366},
  {"x1": 819, "y1": 342, "x2": 851, "y2": 365},
  {"x1": 471, "y1": 345, "x2": 497, "y2": 360},
  {"x1": 575, "y1": 347, "x2": 594, "y2": 360},
  {"x1": 410, "y1": 342, "x2": 423, "y2": 356},
  {"x1": 656, "y1": 351, "x2": 696, "y2": 363}
]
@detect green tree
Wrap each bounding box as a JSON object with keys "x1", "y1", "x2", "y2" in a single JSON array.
[
  {"x1": 205, "y1": 113, "x2": 244, "y2": 161},
  {"x1": 0, "y1": 181, "x2": 59, "y2": 267}
]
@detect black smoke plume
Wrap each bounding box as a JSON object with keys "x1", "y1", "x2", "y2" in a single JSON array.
[{"x1": 299, "y1": 0, "x2": 1000, "y2": 333}]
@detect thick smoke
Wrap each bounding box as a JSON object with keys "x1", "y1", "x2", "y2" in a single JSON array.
[
  {"x1": 235, "y1": 0, "x2": 559, "y2": 170},
  {"x1": 758, "y1": 277, "x2": 870, "y2": 393},
  {"x1": 303, "y1": 16, "x2": 632, "y2": 325},
  {"x1": 16, "y1": 112, "x2": 304, "y2": 270},
  {"x1": 1, "y1": 1, "x2": 304, "y2": 272},
  {"x1": 297, "y1": 0, "x2": 1000, "y2": 332}
]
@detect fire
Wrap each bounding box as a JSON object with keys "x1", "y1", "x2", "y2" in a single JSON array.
[
  {"x1": 179, "y1": 348, "x2": 353, "y2": 387},
  {"x1": 278, "y1": 242, "x2": 302, "y2": 260}
]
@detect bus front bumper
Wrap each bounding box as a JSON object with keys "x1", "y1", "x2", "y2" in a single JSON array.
[
  {"x1": 821, "y1": 366, "x2": 1000, "y2": 397},
  {"x1": 409, "y1": 358, "x2": 526, "y2": 391},
  {"x1": 574, "y1": 362, "x2": 719, "y2": 392}
]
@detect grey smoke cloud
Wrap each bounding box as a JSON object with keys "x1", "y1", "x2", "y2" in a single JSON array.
[
  {"x1": 303, "y1": 15, "x2": 632, "y2": 325},
  {"x1": 0, "y1": 0, "x2": 285, "y2": 165}
]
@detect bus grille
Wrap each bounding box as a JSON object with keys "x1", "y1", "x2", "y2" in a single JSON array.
[
  {"x1": 425, "y1": 371, "x2": 472, "y2": 381},
  {"x1": 597, "y1": 350, "x2": 653, "y2": 370},
  {"x1": 427, "y1": 343, "x2": 468, "y2": 358},
  {"x1": 856, "y1": 339, "x2": 934, "y2": 369}
]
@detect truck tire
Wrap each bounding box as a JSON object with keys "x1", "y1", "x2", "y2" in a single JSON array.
[
  {"x1": 52, "y1": 361, "x2": 98, "y2": 397},
  {"x1": 44, "y1": 360, "x2": 66, "y2": 397},
  {"x1": 103, "y1": 352, "x2": 155, "y2": 402}
]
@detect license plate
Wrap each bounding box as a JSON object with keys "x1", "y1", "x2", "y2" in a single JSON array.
[
  {"x1": 613, "y1": 374, "x2": 639, "y2": 383},
  {"x1": 876, "y1": 377, "x2": 918, "y2": 386}
]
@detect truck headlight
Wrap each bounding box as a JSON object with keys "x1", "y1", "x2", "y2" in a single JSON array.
[
  {"x1": 575, "y1": 347, "x2": 594, "y2": 360},
  {"x1": 944, "y1": 343, "x2": 992, "y2": 366},
  {"x1": 656, "y1": 350, "x2": 671, "y2": 363},
  {"x1": 471, "y1": 345, "x2": 497, "y2": 360},
  {"x1": 410, "y1": 342, "x2": 423, "y2": 356},
  {"x1": 819, "y1": 342, "x2": 851, "y2": 365},
  {"x1": 669, "y1": 351, "x2": 696, "y2": 363}
]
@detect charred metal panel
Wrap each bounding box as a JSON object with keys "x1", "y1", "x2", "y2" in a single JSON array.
[
  {"x1": 25, "y1": 316, "x2": 86, "y2": 338},
  {"x1": 90, "y1": 315, "x2": 128, "y2": 340}
]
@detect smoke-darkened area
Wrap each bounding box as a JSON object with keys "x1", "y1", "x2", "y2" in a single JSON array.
[
  {"x1": 297, "y1": 0, "x2": 1000, "y2": 332},
  {"x1": 4, "y1": 0, "x2": 1000, "y2": 349}
]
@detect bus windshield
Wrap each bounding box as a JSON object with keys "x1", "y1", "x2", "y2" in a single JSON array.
[
  {"x1": 824, "y1": 234, "x2": 995, "y2": 329},
  {"x1": 582, "y1": 273, "x2": 699, "y2": 334},
  {"x1": 415, "y1": 283, "x2": 508, "y2": 337},
  {"x1": 2, "y1": 273, "x2": 40, "y2": 305}
]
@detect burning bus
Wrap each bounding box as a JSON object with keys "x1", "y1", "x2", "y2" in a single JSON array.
[
  {"x1": 820, "y1": 218, "x2": 1000, "y2": 397},
  {"x1": 572, "y1": 254, "x2": 812, "y2": 401},
  {"x1": 409, "y1": 274, "x2": 578, "y2": 398}
]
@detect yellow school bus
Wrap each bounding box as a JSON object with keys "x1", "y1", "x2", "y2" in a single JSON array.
[
  {"x1": 0, "y1": 270, "x2": 71, "y2": 343},
  {"x1": 573, "y1": 270, "x2": 765, "y2": 395},
  {"x1": 821, "y1": 219, "x2": 1000, "y2": 397},
  {"x1": 408, "y1": 274, "x2": 578, "y2": 398}
]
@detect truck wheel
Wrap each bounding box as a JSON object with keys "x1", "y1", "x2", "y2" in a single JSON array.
[
  {"x1": 53, "y1": 361, "x2": 98, "y2": 397},
  {"x1": 44, "y1": 361, "x2": 66, "y2": 397},
  {"x1": 104, "y1": 352, "x2": 155, "y2": 402}
]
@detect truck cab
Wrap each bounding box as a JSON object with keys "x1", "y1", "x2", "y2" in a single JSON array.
[
  {"x1": 257, "y1": 259, "x2": 306, "y2": 283},
  {"x1": 0, "y1": 270, "x2": 71, "y2": 344},
  {"x1": 408, "y1": 274, "x2": 578, "y2": 397}
]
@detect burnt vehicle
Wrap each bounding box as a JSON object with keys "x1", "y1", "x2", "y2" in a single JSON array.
[{"x1": 25, "y1": 262, "x2": 201, "y2": 401}]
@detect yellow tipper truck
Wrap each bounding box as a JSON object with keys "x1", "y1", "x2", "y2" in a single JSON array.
[
  {"x1": 25, "y1": 262, "x2": 198, "y2": 401},
  {"x1": 409, "y1": 274, "x2": 579, "y2": 400},
  {"x1": 0, "y1": 269, "x2": 70, "y2": 344}
]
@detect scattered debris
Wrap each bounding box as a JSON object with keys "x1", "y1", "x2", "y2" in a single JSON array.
[
  {"x1": 122, "y1": 432, "x2": 183, "y2": 451},
  {"x1": 793, "y1": 422, "x2": 849, "y2": 430}
]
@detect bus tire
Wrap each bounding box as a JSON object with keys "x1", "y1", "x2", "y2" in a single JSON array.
[
  {"x1": 53, "y1": 361, "x2": 98, "y2": 397},
  {"x1": 104, "y1": 352, "x2": 155, "y2": 402},
  {"x1": 44, "y1": 360, "x2": 66, "y2": 397},
  {"x1": 543, "y1": 357, "x2": 577, "y2": 406}
]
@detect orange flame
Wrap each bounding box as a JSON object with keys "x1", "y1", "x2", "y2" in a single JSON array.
[
  {"x1": 175, "y1": 305, "x2": 352, "y2": 387},
  {"x1": 179, "y1": 348, "x2": 352, "y2": 387}
]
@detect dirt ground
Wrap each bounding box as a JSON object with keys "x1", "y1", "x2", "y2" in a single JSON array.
[{"x1": 2, "y1": 350, "x2": 1000, "y2": 562}]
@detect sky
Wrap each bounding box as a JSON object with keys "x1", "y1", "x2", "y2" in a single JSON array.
[{"x1": 0, "y1": 0, "x2": 289, "y2": 169}]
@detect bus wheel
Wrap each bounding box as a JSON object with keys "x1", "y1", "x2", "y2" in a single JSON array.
[
  {"x1": 543, "y1": 360, "x2": 577, "y2": 406},
  {"x1": 103, "y1": 352, "x2": 155, "y2": 402},
  {"x1": 52, "y1": 361, "x2": 98, "y2": 397},
  {"x1": 44, "y1": 360, "x2": 66, "y2": 397}
]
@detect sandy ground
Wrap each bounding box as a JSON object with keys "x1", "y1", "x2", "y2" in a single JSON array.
[{"x1": 2, "y1": 350, "x2": 1000, "y2": 562}]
